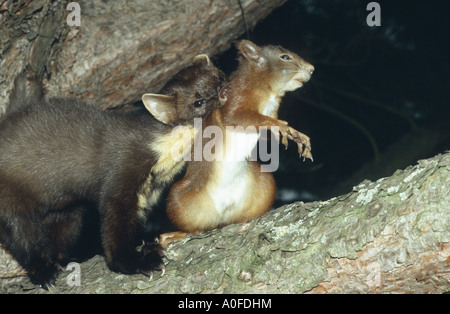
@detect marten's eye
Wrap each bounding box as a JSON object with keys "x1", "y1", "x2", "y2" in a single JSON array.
[
  {"x1": 280, "y1": 54, "x2": 291, "y2": 61},
  {"x1": 193, "y1": 99, "x2": 205, "y2": 108}
]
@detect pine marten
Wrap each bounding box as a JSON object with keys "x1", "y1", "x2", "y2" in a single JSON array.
[
  {"x1": 161, "y1": 40, "x2": 314, "y2": 246},
  {"x1": 0, "y1": 55, "x2": 226, "y2": 288}
]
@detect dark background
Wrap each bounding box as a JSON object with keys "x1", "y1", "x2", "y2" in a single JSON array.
[
  {"x1": 212, "y1": 0, "x2": 450, "y2": 206},
  {"x1": 147, "y1": 0, "x2": 449, "y2": 234}
]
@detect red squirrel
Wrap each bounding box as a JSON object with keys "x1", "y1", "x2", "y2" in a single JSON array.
[
  {"x1": 161, "y1": 40, "x2": 314, "y2": 246},
  {"x1": 0, "y1": 55, "x2": 226, "y2": 288}
]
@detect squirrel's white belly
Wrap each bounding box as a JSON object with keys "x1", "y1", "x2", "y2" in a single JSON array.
[{"x1": 208, "y1": 130, "x2": 260, "y2": 221}]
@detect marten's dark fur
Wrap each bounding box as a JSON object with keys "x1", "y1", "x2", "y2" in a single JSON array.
[{"x1": 0, "y1": 55, "x2": 226, "y2": 288}]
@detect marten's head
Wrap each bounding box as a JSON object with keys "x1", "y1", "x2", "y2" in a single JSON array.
[
  {"x1": 142, "y1": 55, "x2": 227, "y2": 126},
  {"x1": 235, "y1": 40, "x2": 314, "y2": 95}
]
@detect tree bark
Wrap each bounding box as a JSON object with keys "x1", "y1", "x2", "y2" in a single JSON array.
[
  {"x1": 1, "y1": 151, "x2": 449, "y2": 294},
  {"x1": 0, "y1": 0, "x2": 287, "y2": 114}
]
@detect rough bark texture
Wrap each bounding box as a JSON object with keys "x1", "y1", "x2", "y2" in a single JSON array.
[
  {"x1": 0, "y1": 0, "x2": 286, "y2": 113},
  {"x1": 1, "y1": 151, "x2": 449, "y2": 294}
]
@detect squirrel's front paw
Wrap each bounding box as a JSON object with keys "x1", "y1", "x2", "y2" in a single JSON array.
[{"x1": 287, "y1": 128, "x2": 313, "y2": 161}]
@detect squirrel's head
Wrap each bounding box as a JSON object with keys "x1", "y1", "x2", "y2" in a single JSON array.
[{"x1": 236, "y1": 40, "x2": 314, "y2": 94}]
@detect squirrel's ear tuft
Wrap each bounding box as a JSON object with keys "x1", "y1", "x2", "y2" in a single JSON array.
[{"x1": 236, "y1": 40, "x2": 266, "y2": 67}]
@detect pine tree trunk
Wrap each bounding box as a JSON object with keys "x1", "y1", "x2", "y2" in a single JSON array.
[
  {"x1": 1, "y1": 151, "x2": 449, "y2": 293},
  {"x1": 0, "y1": 0, "x2": 287, "y2": 114}
]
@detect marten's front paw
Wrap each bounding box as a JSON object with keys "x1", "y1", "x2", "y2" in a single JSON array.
[
  {"x1": 108, "y1": 242, "x2": 165, "y2": 279},
  {"x1": 27, "y1": 259, "x2": 59, "y2": 290},
  {"x1": 136, "y1": 240, "x2": 165, "y2": 279},
  {"x1": 219, "y1": 84, "x2": 230, "y2": 105}
]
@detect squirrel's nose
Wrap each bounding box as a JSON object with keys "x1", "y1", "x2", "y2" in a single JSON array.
[{"x1": 305, "y1": 63, "x2": 314, "y2": 75}]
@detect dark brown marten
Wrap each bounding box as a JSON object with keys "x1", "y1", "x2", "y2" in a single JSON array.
[{"x1": 0, "y1": 55, "x2": 226, "y2": 288}]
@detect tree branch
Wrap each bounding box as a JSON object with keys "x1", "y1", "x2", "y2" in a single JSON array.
[
  {"x1": 0, "y1": 0, "x2": 287, "y2": 113},
  {"x1": 2, "y1": 151, "x2": 449, "y2": 293}
]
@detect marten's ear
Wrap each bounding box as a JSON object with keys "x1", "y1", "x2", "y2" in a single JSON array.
[
  {"x1": 193, "y1": 54, "x2": 211, "y2": 66},
  {"x1": 237, "y1": 40, "x2": 265, "y2": 67},
  {"x1": 142, "y1": 93, "x2": 177, "y2": 124}
]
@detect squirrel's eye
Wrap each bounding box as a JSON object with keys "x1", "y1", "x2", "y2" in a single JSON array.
[
  {"x1": 193, "y1": 99, "x2": 205, "y2": 107},
  {"x1": 280, "y1": 54, "x2": 291, "y2": 60}
]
